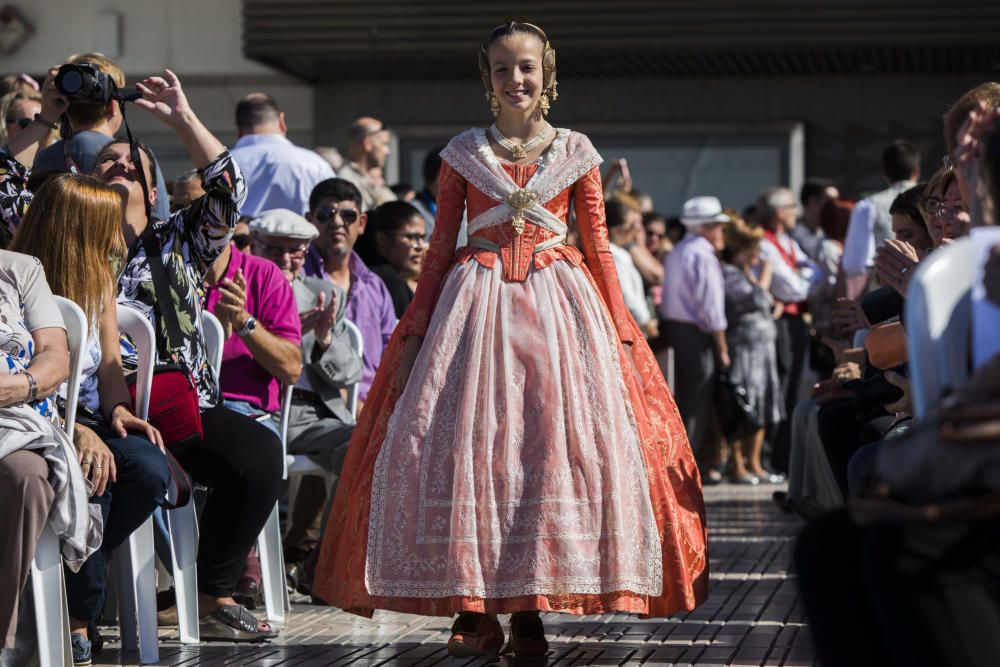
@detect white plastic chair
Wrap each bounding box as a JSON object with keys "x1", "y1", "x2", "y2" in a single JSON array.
[
  {"x1": 30, "y1": 296, "x2": 86, "y2": 667},
  {"x1": 285, "y1": 320, "x2": 363, "y2": 478},
  {"x1": 110, "y1": 304, "x2": 160, "y2": 663},
  {"x1": 160, "y1": 310, "x2": 232, "y2": 644},
  {"x1": 200, "y1": 311, "x2": 289, "y2": 624},
  {"x1": 905, "y1": 237, "x2": 978, "y2": 420}
]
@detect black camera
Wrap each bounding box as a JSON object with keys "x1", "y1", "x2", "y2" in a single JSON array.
[{"x1": 54, "y1": 62, "x2": 140, "y2": 104}]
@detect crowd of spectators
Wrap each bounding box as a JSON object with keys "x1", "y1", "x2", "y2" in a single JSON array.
[{"x1": 1, "y1": 51, "x2": 999, "y2": 667}]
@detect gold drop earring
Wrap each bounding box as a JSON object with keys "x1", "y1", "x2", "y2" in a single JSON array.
[
  {"x1": 487, "y1": 91, "x2": 500, "y2": 118},
  {"x1": 538, "y1": 92, "x2": 550, "y2": 116}
]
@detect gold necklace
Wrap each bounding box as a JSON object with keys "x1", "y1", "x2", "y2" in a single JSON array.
[{"x1": 489, "y1": 123, "x2": 551, "y2": 160}]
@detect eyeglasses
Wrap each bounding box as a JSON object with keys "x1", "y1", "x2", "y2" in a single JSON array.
[
  {"x1": 314, "y1": 206, "x2": 360, "y2": 227},
  {"x1": 5, "y1": 117, "x2": 32, "y2": 129},
  {"x1": 392, "y1": 232, "x2": 428, "y2": 247},
  {"x1": 253, "y1": 240, "x2": 308, "y2": 258},
  {"x1": 922, "y1": 197, "x2": 967, "y2": 219}
]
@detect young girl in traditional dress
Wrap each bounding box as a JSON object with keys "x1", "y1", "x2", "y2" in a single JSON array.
[{"x1": 312, "y1": 20, "x2": 708, "y2": 660}]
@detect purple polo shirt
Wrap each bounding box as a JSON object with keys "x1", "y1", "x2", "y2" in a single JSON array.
[
  {"x1": 658, "y1": 234, "x2": 728, "y2": 333},
  {"x1": 205, "y1": 246, "x2": 301, "y2": 411},
  {"x1": 304, "y1": 246, "x2": 396, "y2": 400}
]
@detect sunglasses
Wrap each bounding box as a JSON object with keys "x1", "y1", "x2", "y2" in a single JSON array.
[
  {"x1": 922, "y1": 197, "x2": 967, "y2": 219},
  {"x1": 5, "y1": 117, "x2": 32, "y2": 129},
  {"x1": 314, "y1": 206, "x2": 360, "y2": 226}
]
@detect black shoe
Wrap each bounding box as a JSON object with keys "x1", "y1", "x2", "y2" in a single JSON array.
[{"x1": 772, "y1": 491, "x2": 794, "y2": 513}]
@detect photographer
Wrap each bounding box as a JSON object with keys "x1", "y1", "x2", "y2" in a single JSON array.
[
  {"x1": 30, "y1": 53, "x2": 170, "y2": 221},
  {"x1": 2, "y1": 67, "x2": 282, "y2": 644}
]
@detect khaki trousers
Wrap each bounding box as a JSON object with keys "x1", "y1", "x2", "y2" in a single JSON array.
[{"x1": 0, "y1": 451, "x2": 54, "y2": 649}]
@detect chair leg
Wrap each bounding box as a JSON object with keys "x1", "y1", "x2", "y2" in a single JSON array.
[
  {"x1": 256, "y1": 503, "x2": 289, "y2": 624},
  {"x1": 30, "y1": 524, "x2": 73, "y2": 667},
  {"x1": 115, "y1": 517, "x2": 160, "y2": 663},
  {"x1": 166, "y1": 502, "x2": 200, "y2": 644}
]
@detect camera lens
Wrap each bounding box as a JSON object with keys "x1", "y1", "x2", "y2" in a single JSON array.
[{"x1": 60, "y1": 70, "x2": 84, "y2": 94}]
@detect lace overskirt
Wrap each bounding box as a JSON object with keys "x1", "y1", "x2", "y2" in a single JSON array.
[{"x1": 366, "y1": 260, "x2": 663, "y2": 601}]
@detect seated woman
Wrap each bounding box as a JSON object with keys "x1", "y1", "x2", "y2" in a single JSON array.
[
  {"x1": 9, "y1": 172, "x2": 169, "y2": 661},
  {"x1": 1, "y1": 67, "x2": 282, "y2": 642},
  {"x1": 721, "y1": 217, "x2": 785, "y2": 484},
  {"x1": 356, "y1": 200, "x2": 427, "y2": 318},
  {"x1": 0, "y1": 247, "x2": 96, "y2": 661}
]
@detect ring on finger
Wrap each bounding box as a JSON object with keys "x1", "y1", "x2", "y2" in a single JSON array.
[{"x1": 94, "y1": 463, "x2": 104, "y2": 469}]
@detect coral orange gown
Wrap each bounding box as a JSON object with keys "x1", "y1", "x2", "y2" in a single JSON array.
[{"x1": 312, "y1": 128, "x2": 708, "y2": 618}]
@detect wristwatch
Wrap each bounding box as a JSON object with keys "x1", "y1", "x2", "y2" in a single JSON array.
[{"x1": 237, "y1": 316, "x2": 257, "y2": 338}]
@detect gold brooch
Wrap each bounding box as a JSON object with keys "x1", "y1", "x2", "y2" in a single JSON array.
[{"x1": 506, "y1": 189, "x2": 540, "y2": 235}]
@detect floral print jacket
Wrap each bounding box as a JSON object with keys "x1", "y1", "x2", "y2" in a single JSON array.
[{"x1": 0, "y1": 149, "x2": 246, "y2": 408}]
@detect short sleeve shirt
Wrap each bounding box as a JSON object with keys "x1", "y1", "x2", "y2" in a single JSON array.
[{"x1": 0, "y1": 250, "x2": 66, "y2": 420}]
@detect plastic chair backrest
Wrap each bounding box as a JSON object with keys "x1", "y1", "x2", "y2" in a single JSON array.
[
  {"x1": 344, "y1": 319, "x2": 363, "y2": 420},
  {"x1": 115, "y1": 303, "x2": 156, "y2": 421},
  {"x1": 201, "y1": 311, "x2": 225, "y2": 377},
  {"x1": 905, "y1": 237, "x2": 979, "y2": 420},
  {"x1": 53, "y1": 296, "x2": 87, "y2": 439}
]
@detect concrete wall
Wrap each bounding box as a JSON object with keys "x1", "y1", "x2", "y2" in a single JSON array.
[
  {"x1": 316, "y1": 72, "x2": 994, "y2": 211},
  {"x1": 4, "y1": 0, "x2": 315, "y2": 180}
]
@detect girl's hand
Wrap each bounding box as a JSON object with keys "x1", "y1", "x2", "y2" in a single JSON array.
[{"x1": 110, "y1": 403, "x2": 166, "y2": 452}]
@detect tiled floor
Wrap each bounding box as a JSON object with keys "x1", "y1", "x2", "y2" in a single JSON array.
[{"x1": 96, "y1": 484, "x2": 813, "y2": 666}]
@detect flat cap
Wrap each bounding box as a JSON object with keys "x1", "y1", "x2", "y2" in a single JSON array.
[{"x1": 249, "y1": 208, "x2": 319, "y2": 242}]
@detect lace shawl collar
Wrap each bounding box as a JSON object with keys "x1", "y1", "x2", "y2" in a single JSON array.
[{"x1": 439, "y1": 128, "x2": 603, "y2": 206}]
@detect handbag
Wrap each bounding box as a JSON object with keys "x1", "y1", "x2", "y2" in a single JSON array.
[
  {"x1": 129, "y1": 229, "x2": 204, "y2": 452},
  {"x1": 715, "y1": 368, "x2": 761, "y2": 441}
]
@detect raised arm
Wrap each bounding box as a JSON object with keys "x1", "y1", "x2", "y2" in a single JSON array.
[
  {"x1": 573, "y1": 166, "x2": 636, "y2": 345},
  {"x1": 133, "y1": 70, "x2": 244, "y2": 268}
]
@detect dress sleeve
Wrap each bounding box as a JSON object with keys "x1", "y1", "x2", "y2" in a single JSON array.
[
  {"x1": 573, "y1": 166, "x2": 637, "y2": 345},
  {"x1": 396, "y1": 160, "x2": 466, "y2": 339}
]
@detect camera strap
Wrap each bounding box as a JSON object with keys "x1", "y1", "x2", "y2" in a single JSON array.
[{"x1": 117, "y1": 98, "x2": 153, "y2": 224}]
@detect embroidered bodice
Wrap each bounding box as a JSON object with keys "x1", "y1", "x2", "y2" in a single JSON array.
[{"x1": 398, "y1": 128, "x2": 636, "y2": 345}]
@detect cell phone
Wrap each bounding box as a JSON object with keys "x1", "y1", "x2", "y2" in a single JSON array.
[{"x1": 619, "y1": 158, "x2": 630, "y2": 184}]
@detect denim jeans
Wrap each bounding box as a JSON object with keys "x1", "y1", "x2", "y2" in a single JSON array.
[{"x1": 64, "y1": 432, "x2": 170, "y2": 622}]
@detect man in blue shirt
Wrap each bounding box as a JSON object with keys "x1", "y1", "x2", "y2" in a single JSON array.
[{"x1": 229, "y1": 93, "x2": 334, "y2": 217}]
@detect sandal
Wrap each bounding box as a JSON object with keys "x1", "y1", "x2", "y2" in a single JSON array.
[
  {"x1": 447, "y1": 612, "x2": 504, "y2": 662},
  {"x1": 199, "y1": 604, "x2": 278, "y2": 642},
  {"x1": 504, "y1": 611, "x2": 549, "y2": 658}
]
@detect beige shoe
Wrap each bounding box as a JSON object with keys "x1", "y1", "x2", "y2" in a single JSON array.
[{"x1": 156, "y1": 604, "x2": 178, "y2": 627}]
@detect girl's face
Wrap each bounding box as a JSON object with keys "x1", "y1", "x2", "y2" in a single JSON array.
[
  {"x1": 378, "y1": 216, "x2": 427, "y2": 278},
  {"x1": 890, "y1": 212, "x2": 933, "y2": 253},
  {"x1": 488, "y1": 34, "x2": 545, "y2": 117}
]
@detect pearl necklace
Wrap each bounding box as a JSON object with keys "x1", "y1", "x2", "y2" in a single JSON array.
[{"x1": 489, "y1": 123, "x2": 551, "y2": 161}]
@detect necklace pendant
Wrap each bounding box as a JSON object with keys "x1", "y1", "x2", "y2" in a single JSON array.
[
  {"x1": 512, "y1": 144, "x2": 527, "y2": 160},
  {"x1": 512, "y1": 212, "x2": 526, "y2": 235}
]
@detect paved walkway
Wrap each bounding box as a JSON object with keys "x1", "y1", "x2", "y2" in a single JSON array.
[{"x1": 97, "y1": 484, "x2": 814, "y2": 666}]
